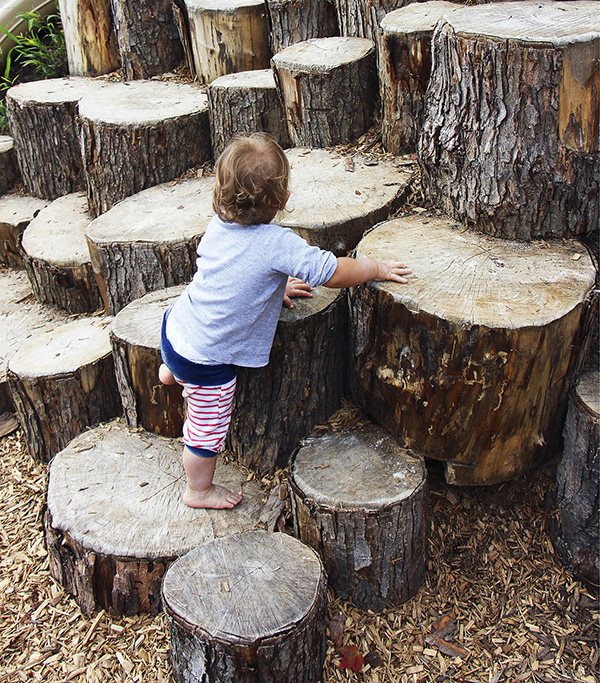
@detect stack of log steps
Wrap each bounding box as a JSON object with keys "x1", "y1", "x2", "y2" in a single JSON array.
[
  {"x1": 272, "y1": 37, "x2": 377, "y2": 148},
  {"x1": 349, "y1": 215, "x2": 597, "y2": 486},
  {"x1": 44, "y1": 420, "x2": 265, "y2": 616},
  {"x1": 7, "y1": 316, "x2": 121, "y2": 462},
  {"x1": 21, "y1": 193, "x2": 101, "y2": 313},
  {"x1": 0, "y1": 135, "x2": 19, "y2": 195},
  {"x1": 85, "y1": 176, "x2": 215, "y2": 314},
  {"x1": 266, "y1": 0, "x2": 339, "y2": 53},
  {"x1": 289, "y1": 422, "x2": 427, "y2": 611},
  {"x1": 162, "y1": 530, "x2": 327, "y2": 683},
  {"x1": 0, "y1": 194, "x2": 49, "y2": 268}
]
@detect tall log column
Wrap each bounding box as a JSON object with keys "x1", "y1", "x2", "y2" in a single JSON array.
[
  {"x1": 266, "y1": 0, "x2": 338, "y2": 54},
  {"x1": 333, "y1": 0, "x2": 415, "y2": 42}
]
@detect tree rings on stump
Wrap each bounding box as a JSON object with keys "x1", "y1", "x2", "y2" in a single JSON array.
[
  {"x1": 265, "y1": 0, "x2": 338, "y2": 54},
  {"x1": 7, "y1": 316, "x2": 120, "y2": 461},
  {"x1": 78, "y1": 81, "x2": 211, "y2": 215},
  {"x1": 85, "y1": 176, "x2": 214, "y2": 314},
  {"x1": 44, "y1": 420, "x2": 265, "y2": 616},
  {"x1": 0, "y1": 135, "x2": 18, "y2": 194},
  {"x1": 349, "y1": 215, "x2": 597, "y2": 485},
  {"x1": 272, "y1": 37, "x2": 377, "y2": 148},
  {"x1": 0, "y1": 194, "x2": 49, "y2": 268},
  {"x1": 290, "y1": 422, "x2": 427, "y2": 610},
  {"x1": 227, "y1": 287, "x2": 346, "y2": 476},
  {"x1": 162, "y1": 530, "x2": 327, "y2": 683},
  {"x1": 111, "y1": 286, "x2": 185, "y2": 436}
]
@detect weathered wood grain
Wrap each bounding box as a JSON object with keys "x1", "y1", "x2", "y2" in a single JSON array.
[
  {"x1": 0, "y1": 194, "x2": 48, "y2": 268},
  {"x1": 0, "y1": 135, "x2": 18, "y2": 195},
  {"x1": 266, "y1": 0, "x2": 338, "y2": 54},
  {"x1": 333, "y1": 0, "x2": 416, "y2": 42}
]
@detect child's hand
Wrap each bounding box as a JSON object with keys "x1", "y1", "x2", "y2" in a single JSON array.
[
  {"x1": 373, "y1": 260, "x2": 412, "y2": 284},
  {"x1": 283, "y1": 277, "x2": 313, "y2": 308}
]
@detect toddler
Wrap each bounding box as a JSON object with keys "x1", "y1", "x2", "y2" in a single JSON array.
[{"x1": 159, "y1": 133, "x2": 411, "y2": 509}]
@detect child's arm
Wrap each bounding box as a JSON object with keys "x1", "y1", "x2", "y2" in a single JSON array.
[{"x1": 324, "y1": 256, "x2": 411, "y2": 288}]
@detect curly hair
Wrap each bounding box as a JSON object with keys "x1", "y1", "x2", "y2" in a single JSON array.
[{"x1": 213, "y1": 133, "x2": 290, "y2": 226}]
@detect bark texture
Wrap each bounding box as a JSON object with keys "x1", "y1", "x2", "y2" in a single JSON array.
[
  {"x1": 266, "y1": 0, "x2": 338, "y2": 54},
  {"x1": 0, "y1": 195, "x2": 48, "y2": 268},
  {"x1": 0, "y1": 135, "x2": 18, "y2": 195},
  {"x1": 333, "y1": 0, "x2": 416, "y2": 41},
  {"x1": 163, "y1": 531, "x2": 327, "y2": 683},
  {"x1": 290, "y1": 424, "x2": 428, "y2": 611}
]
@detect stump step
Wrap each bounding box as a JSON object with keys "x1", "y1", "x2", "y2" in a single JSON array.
[
  {"x1": 0, "y1": 135, "x2": 19, "y2": 195},
  {"x1": 0, "y1": 193, "x2": 49, "y2": 268}
]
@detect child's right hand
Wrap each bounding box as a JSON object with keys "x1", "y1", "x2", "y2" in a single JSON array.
[{"x1": 373, "y1": 260, "x2": 412, "y2": 283}]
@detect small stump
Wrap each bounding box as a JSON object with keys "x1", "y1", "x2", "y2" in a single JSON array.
[
  {"x1": 272, "y1": 37, "x2": 377, "y2": 148},
  {"x1": 549, "y1": 371, "x2": 599, "y2": 585},
  {"x1": 289, "y1": 422, "x2": 427, "y2": 610},
  {"x1": 208, "y1": 69, "x2": 289, "y2": 157},
  {"x1": 0, "y1": 135, "x2": 19, "y2": 194},
  {"x1": 79, "y1": 80, "x2": 211, "y2": 215},
  {"x1": 45, "y1": 420, "x2": 265, "y2": 615},
  {"x1": 163, "y1": 530, "x2": 327, "y2": 683},
  {"x1": 21, "y1": 193, "x2": 102, "y2": 314},
  {"x1": 227, "y1": 287, "x2": 346, "y2": 476},
  {"x1": 349, "y1": 215, "x2": 597, "y2": 485},
  {"x1": 111, "y1": 286, "x2": 185, "y2": 437},
  {"x1": 265, "y1": 0, "x2": 339, "y2": 54},
  {"x1": 0, "y1": 194, "x2": 49, "y2": 268},
  {"x1": 185, "y1": 0, "x2": 272, "y2": 83},
  {"x1": 8, "y1": 316, "x2": 121, "y2": 461},
  {"x1": 85, "y1": 176, "x2": 214, "y2": 314}
]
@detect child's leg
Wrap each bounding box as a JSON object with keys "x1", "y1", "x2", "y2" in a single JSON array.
[
  {"x1": 158, "y1": 363, "x2": 177, "y2": 385},
  {"x1": 182, "y1": 446, "x2": 242, "y2": 509}
]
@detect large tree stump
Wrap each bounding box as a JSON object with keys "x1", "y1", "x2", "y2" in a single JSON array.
[
  {"x1": 419, "y1": 1, "x2": 600, "y2": 240},
  {"x1": 272, "y1": 37, "x2": 377, "y2": 148},
  {"x1": 349, "y1": 215, "x2": 597, "y2": 486},
  {"x1": 111, "y1": 286, "x2": 185, "y2": 437},
  {"x1": 44, "y1": 420, "x2": 266, "y2": 616},
  {"x1": 6, "y1": 77, "x2": 111, "y2": 200},
  {"x1": 282, "y1": 147, "x2": 412, "y2": 255},
  {"x1": 58, "y1": 0, "x2": 120, "y2": 76},
  {"x1": 0, "y1": 135, "x2": 19, "y2": 194},
  {"x1": 163, "y1": 530, "x2": 327, "y2": 683},
  {"x1": 290, "y1": 422, "x2": 427, "y2": 611},
  {"x1": 333, "y1": 0, "x2": 415, "y2": 42},
  {"x1": 208, "y1": 69, "x2": 290, "y2": 157},
  {"x1": 85, "y1": 177, "x2": 214, "y2": 314},
  {"x1": 265, "y1": 0, "x2": 339, "y2": 54},
  {"x1": 21, "y1": 193, "x2": 102, "y2": 314},
  {"x1": 79, "y1": 81, "x2": 211, "y2": 216},
  {"x1": 7, "y1": 317, "x2": 121, "y2": 461},
  {"x1": 227, "y1": 287, "x2": 346, "y2": 476},
  {"x1": 185, "y1": 0, "x2": 272, "y2": 84},
  {"x1": 549, "y1": 371, "x2": 599, "y2": 585},
  {"x1": 0, "y1": 194, "x2": 49, "y2": 268}
]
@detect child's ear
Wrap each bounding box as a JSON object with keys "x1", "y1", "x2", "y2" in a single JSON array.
[{"x1": 284, "y1": 190, "x2": 291, "y2": 207}]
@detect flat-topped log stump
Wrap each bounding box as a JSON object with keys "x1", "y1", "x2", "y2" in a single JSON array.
[
  {"x1": 227, "y1": 287, "x2": 346, "y2": 476},
  {"x1": 185, "y1": 0, "x2": 272, "y2": 84},
  {"x1": 0, "y1": 194, "x2": 49, "y2": 268},
  {"x1": 111, "y1": 286, "x2": 185, "y2": 436},
  {"x1": 283, "y1": 148, "x2": 412, "y2": 255},
  {"x1": 266, "y1": 0, "x2": 338, "y2": 54},
  {"x1": 85, "y1": 177, "x2": 214, "y2": 314},
  {"x1": 333, "y1": 0, "x2": 413, "y2": 42},
  {"x1": 163, "y1": 530, "x2": 327, "y2": 683},
  {"x1": 290, "y1": 423, "x2": 427, "y2": 610},
  {"x1": 0, "y1": 135, "x2": 19, "y2": 194},
  {"x1": 208, "y1": 69, "x2": 289, "y2": 157},
  {"x1": 349, "y1": 215, "x2": 597, "y2": 486},
  {"x1": 79, "y1": 80, "x2": 210, "y2": 216},
  {"x1": 549, "y1": 371, "x2": 599, "y2": 585},
  {"x1": 21, "y1": 193, "x2": 102, "y2": 314},
  {"x1": 419, "y1": 1, "x2": 600, "y2": 240},
  {"x1": 6, "y1": 77, "x2": 111, "y2": 199},
  {"x1": 45, "y1": 420, "x2": 265, "y2": 616},
  {"x1": 272, "y1": 37, "x2": 377, "y2": 148}
]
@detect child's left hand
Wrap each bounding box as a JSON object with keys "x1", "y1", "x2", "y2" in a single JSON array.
[{"x1": 283, "y1": 277, "x2": 313, "y2": 308}]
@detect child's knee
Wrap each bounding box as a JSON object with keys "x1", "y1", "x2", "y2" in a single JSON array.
[{"x1": 158, "y1": 363, "x2": 177, "y2": 385}]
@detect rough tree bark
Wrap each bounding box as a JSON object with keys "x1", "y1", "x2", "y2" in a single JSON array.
[
  {"x1": 333, "y1": 0, "x2": 417, "y2": 42},
  {"x1": 290, "y1": 423, "x2": 428, "y2": 611},
  {"x1": 0, "y1": 135, "x2": 18, "y2": 195},
  {"x1": 162, "y1": 530, "x2": 327, "y2": 683},
  {"x1": 265, "y1": 0, "x2": 338, "y2": 54},
  {"x1": 0, "y1": 194, "x2": 48, "y2": 268}
]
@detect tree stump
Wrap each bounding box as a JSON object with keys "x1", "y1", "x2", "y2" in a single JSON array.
[
  {"x1": 283, "y1": 148, "x2": 412, "y2": 255},
  {"x1": 185, "y1": 0, "x2": 272, "y2": 84},
  {"x1": 6, "y1": 77, "x2": 111, "y2": 199},
  {"x1": 379, "y1": 1, "x2": 464, "y2": 155},
  {"x1": 58, "y1": 0, "x2": 120, "y2": 76},
  {"x1": 265, "y1": 0, "x2": 339, "y2": 54},
  {"x1": 227, "y1": 287, "x2": 346, "y2": 476},
  {"x1": 419, "y1": 1, "x2": 600, "y2": 240},
  {"x1": 111, "y1": 286, "x2": 185, "y2": 437},
  {"x1": 290, "y1": 422, "x2": 427, "y2": 610},
  {"x1": 0, "y1": 194, "x2": 49, "y2": 268},
  {"x1": 7, "y1": 317, "x2": 121, "y2": 461},
  {"x1": 85, "y1": 176, "x2": 214, "y2": 314},
  {"x1": 21, "y1": 193, "x2": 102, "y2": 314},
  {"x1": 549, "y1": 371, "x2": 599, "y2": 585},
  {"x1": 272, "y1": 37, "x2": 377, "y2": 148},
  {"x1": 44, "y1": 420, "x2": 266, "y2": 616},
  {"x1": 0, "y1": 135, "x2": 19, "y2": 194},
  {"x1": 79, "y1": 81, "x2": 211, "y2": 216},
  {"x1": 163, "y1": 530, "x2": 327, "y2": 683},
  {"x1": 333, "y1": 0, "x2": 414, "y2": 42},
  {"x1": 208, "y1": 69, "x2": 290, "y2": 157},
  {"x1": 349, "y1": 215, "x2": 597, "y2": 486}
]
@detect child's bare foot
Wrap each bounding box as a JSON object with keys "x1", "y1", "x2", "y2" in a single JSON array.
[
  {"x1": 183, "y1": 484, "x2": 243, "y2": 509},
  {"x1": 158, "y1": 363, "x2": 176, "y2": 385}
]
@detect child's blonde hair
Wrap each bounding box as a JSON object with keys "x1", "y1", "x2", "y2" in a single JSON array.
[{"x1": 213, "y1": 133, "x2": 290, "y2": 226}]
